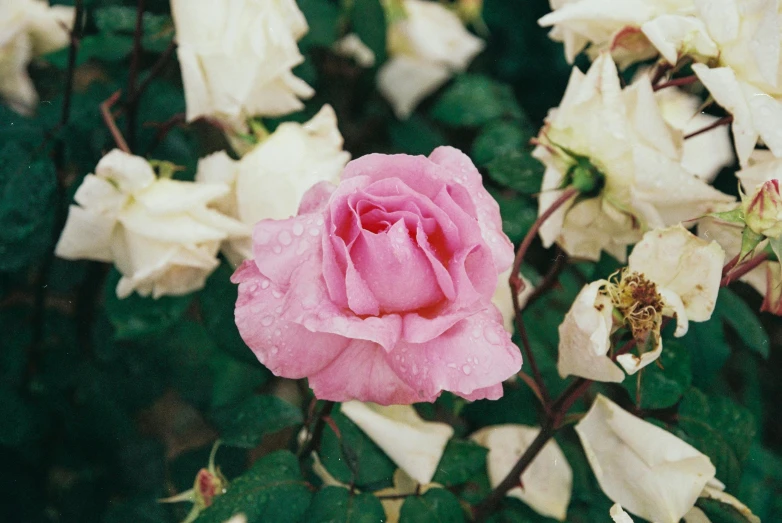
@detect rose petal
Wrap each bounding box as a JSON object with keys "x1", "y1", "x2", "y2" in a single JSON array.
[
  {"x1": 309, "y1": 340, "x2": 429, "y2": 405},
  {"x1": 233, "y1": 260, "x2": 349, "y2": 378},
  {"x1": 252, "y1": 212, "x2": 324, "y2": 288},
  {"x1": 388, "y1": 307, "x2": 521, "y2": 400}
]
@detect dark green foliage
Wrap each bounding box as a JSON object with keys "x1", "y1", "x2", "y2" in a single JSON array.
[
  {"x1": 399, "y1": 489, "x2": 465, "y2": 523},
  {"x1": 304, "y1": 487, "x2": 387, "y2": 523}
]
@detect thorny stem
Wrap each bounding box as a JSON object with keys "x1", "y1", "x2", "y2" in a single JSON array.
[
  {"x1": 58, "y1": 0, "x2": 83, "y2": 157},
  {"x1": 652, "y1": 75, "x2": 698, "y2": 92},
  {"x1": 509, "y1": 187, "x2": 578, "y2": 411},
  {"x1": 474, "y1": 252, "x2": 748, "y2": 520},
  {"x1": 684, "y1": 116, "x2": 733, "y2": 140},
  {"x1": 126, "y1": 0, "x2": 145, "y2": 151},
  {"x1": 721, "y1": 252, "x2": 769, "y2": 287},
  {"x1": 298, "y1": 401, "x2": 335, "y2": 461}
]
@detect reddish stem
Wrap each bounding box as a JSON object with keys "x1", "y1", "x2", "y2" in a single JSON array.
[
  {"x1": 684, "y1": 116, "x2": 733, "y2": 140},
  {"x1": 721, "y1": 252, "x2": 769, "y2": 287},
  {"x1": 652, "y1": 75, "x2": 698, "y2": 92},
  {"x1": 101, "y1": 90, "x2": 131, "y2": 153}
]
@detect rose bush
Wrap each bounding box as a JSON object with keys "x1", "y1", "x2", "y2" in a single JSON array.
[{"x1": 233, "y1": 146, "x2": 522, "y2": 404}]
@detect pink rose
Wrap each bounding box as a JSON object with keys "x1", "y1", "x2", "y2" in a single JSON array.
[{"x1": 232, "y1": 147, "x2": 522, "y2": 405}]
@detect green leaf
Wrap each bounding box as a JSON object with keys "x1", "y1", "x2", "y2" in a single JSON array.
[
  {"x1": 320, "y1": 411, "x2": 396, "y2": 491},
  {"x1": 399, "y1": 489, "x2": 464, "y2": 523},
  {"x1": 0, "y1": 143, "x2": 57, "y2": 271},
  {"x1": 195, "y1": 451, "x2": 313, "y2": 523},
  {"x1": 80, "y1": 34, "x2": 135, "y2": 62},
  {"x1": 0, "y1": 386, "x2": 41, "y2": 447},
  {"x1": 350, "y1": 0, "x2": 387, "y2": 65},
  {"x1": 389, "y1": 115, "x2": 448, "y2": 156},
  {"x1": 486, "y1": 150, "x2": 544, "y2": 195},
  {"x1": 717, "y1": 288, "x2": 769, "y2": 358},
  {"x1": 471, "y1": 120, "x2": 533, "y2": 167},
  {"x1": 432, "y1": 439, "x2": 488, "y2": 487},
  {"x1": 486, "y1": 187, "x2": 537, "y2": 245},
  {"x1": 200, "y1": 263, "x2": 261, "y2": 364},
  {"x1": 212, "y1": 395, "x2": 303, "y2": 449},
  {"x1": 680, "y1": 318, "x2": 731, "y2": 387},
  {"x1": 622, "y1": 340, "x2": 691, "y2": 409},
  {"x1": 103, "y1": 269, "x2": 193, "y2": 340},
  {"x1": 298, "y1": 0, "x2": 341, "y2": 49},
  {"x1": 677, "y1": 388, "x2": 757, "y2": 489},
  {"x1": 431, "y1": 75, "x2": 522, "y2": 127},
  {"x1": 304, "y1": 487, "x2": 386, "y2": 523}
]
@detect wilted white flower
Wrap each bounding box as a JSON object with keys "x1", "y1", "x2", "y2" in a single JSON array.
[
  {"x1": 576, "y1": 394, "x2": 716, "y2": 523},
  {"x1": 55, "y1": 150, "x2": 249, "y2": 299},
  {"x1": 340, "y1": 401, "x2": 453, "y2": 485},
  {"x1": 471, "y1": 425, "x2": 572, "y2": 521},
  {"x1": 171, "y1": 0, "x2": 314, "y2": 128},
  {"x1": 535, "y1": 53, "x2": 733, "y2": 261},
  {"x1": 196, "y1": 105, "x2": 350, "y2": 266},
  {"x1": 378, "y1": 0, "x2": 484, "y2": 119},
  {"x1": 538, "y1": 0, "x2": 695, "y2": 66},
  {"x1": 558, "y1": 224, "x2": 724, "y2": 381},
  {"x1": 0, "y1": 0, "x2": 74, "y2": 114}
]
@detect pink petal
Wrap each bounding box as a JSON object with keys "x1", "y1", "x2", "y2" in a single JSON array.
[
  {"x1": 390, "y1": 307, "x2": 522, "y2": 399},
  {"x1": 298, "y1": 181, "x2": 336, "y2": 214},
  {"x1": 251, "y1": 213, "x2": 323, "y2": 288},
  {"x1": 309, "y1": 339, "x2": 434, "y2": 405},
  {"x1": 428, "y1": 146, "x2": 514, "y2": 273},
  {"x1": 233, "y1": 261, "x2": 348, "y2": 378},
  {"x1": 460, "y1": 383, "x2": 504, "y2": 401},
  {"x1": 340, "y1": 153, "x2": 450, "y2": 202},
  {"x1": 282, "y1": 256, "x2": 403, "y2": 351},
  {"x1": 351, "y1": 221, "x2": 445, "y2": 313}
]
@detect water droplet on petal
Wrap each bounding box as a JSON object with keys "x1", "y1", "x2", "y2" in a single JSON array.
[
  {"x1": 293, "y1": 223, "x2": 304, "y2": 236},
  {"x1": 308, "y1": 227, "x2": 320, "y2": 237},
  {"x1": 278, "y1": 231, "x2": 293, "y2": 246},
  {"x1": 260, "y1": 279, "x2": 270, "y2": 289},
  {"x1": 484, "y1": 325, "x2": 501, "y2": 345},
  {"x1": 462, "y1": 365, "x2": 472, "y2": 375},
  {"x1": 273, "y1": 245, "x2": 282, "y2": 254},
  {"x1": 261, "y1": 316, "x2": 274, "y2": 326},
  {"x1": 272, "y1": 289, "x2": 283, "y2": 299}
]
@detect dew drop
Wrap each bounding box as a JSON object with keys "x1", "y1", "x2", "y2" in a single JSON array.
[
  {"x1": 484, "y1": 326, "x2": 501, "y2": 345},
  {"x1": 272, "y1": 289, "x2": 283, "y2": 299},
  {"x1": 278, "y1": 231, "x2": 293, "y2": 246},
  {"x1": 293, "y1": 223, "x2": 304, "y2": 236},
  {"x1": 261, "y1": 316, "x2": 274, "y2": 327},
  {"x1": 316, "y1": 217, "x2": 324, "y2": 226},
  {"x1": 271, "y1": 346, "x2": 279, "y2": 355},
  {"x1": 260, "y1": 279, "x2": 270, "y2": 289},
  {"x1": 296, "y1": 239, "x2": 310, "y2": 255},
  {"x1": 462, "y1": 365, "x2": 472, "y2": 375},
  {"x1": 308, "y1": 227, "x2": 320, "y2": 237},
  {"x1": 273, "y1": 245, "x2": 282, "y2": 254}
]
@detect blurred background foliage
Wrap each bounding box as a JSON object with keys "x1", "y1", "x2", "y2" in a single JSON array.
[{"x1": 1, "y1": 0, "x2": 781, "y2": 522}]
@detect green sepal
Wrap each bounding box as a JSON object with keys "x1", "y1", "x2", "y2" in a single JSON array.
[
  {"x1": 739, "y1": 226, "x2": 765, "y2": 261},
  {"x1": 149, "y1": 159, "x2": 185, "y2": 179},
  {"x1": 709, "y1": 207, "x2": 745, "y2": 225}
]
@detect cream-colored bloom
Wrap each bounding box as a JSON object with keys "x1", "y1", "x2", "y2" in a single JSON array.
[
  {"x1": 340, "y1": 402, "x2": 453, "y2": 485},
  {"x1": 538, "y1": 0, "x2": 695, "y2": 66},
  {"x1": 55, "y1": 150, "x2": 249, "y2": 299},
  {"x1": 333, "y1": 34, "x2": 376, "y2": 68},
  {"x1": 471, "y1": 425, "x2": 572, "y2": 521},
  {"x1": 378, "y1": 0, "x2": 484, "y2": 119},
  {"x1": 536, "y1": 53, "x2": 733, "y2": 261},
  {"x1": 0, "y1": 0, "x2": 74, "y2": 114},
  {"x1": 492, "y1": 268, "x2": 535, "y2": 333},
  {"x1": 576, "y1": 394, "x2": 716, "y2": 523},
  {"x1": 558, "y1": 225, "x2": 724, "y2": 381},
  {"x1": 196, "y1": 105, "x2": 350, "y2": 266},
  {"x1": 171, "y1": 0, "x2": 313, "y2": 127},
  {"x1": 654, "y1": 87, "x2": 734, "y2": 182}
]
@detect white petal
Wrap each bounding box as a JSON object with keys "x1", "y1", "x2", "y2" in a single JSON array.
[
  {"x1": 471, "y1": 425, "x2": 572, "y2": 521},
  {"x1": 54, "y1": 206, "x2": 116, "y2": 262},
  {"x1": 610, "y1": 504, "x2": 635, "y2": 523},
  {"x1": 558, "y1": 281, "x2": 625, "y2": 383},
  {"x1": 576, "y1": 394, "x2": 716, "y2": 523},
  {"x1": 340, "y1": 402, "x2": 453, "y2": 485},
  {"x1": 617, "y1": 332, "x2": 663, "y2": 374},
  {"x1": 641, "y1": 15, "x2": 718, "y2": 65},
  {"x1": 333, "y1": 33, "x2": 376, "y2": 68},
  {"x1": 135, "y1": 179, "x2": 229, "y2": 215},
  {"x1": 628, "y1": 224, "x2": 725, "y2": 322},
  {"x1": 377, "y1": 56, "x2": 451, "y2": 119},
  {"x1": 94, "y1": 149, "x2": 156, "y2": 194}
]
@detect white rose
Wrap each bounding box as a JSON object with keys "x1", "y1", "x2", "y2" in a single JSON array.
[
  {"x1": 535, "y1": 53, "x2": 733, "y2": 261},
  {"x1": 558, "y1": 224, "x2": 724, "y2": 381},
  {"x1": 576, "y1": 394, "x2": 716, "y2": 523},
  {"x1": 0, "y1": 0, "x2": 74, "y2": 115},
  {"x1": 378, "y1": 0, "x2": 484, "y2": 119},
  {"x1": 471, "y1": 425, "x2": 572, "y2": 521},
  {"x1": 196, "y1": 105, "x2": 350, "y2": 266},
  {"x1": 340, "y1": 401, "x2": 453, "y2": 485},
  {"x1": 538, "y1": 0, "x2": 695, "y2": 66},
  {"x1": 171, "y1": 0, "x2": 314, "y2": 128},
  {"x1": 55, "y1": 150, "x2": 249, "y2": 299}
]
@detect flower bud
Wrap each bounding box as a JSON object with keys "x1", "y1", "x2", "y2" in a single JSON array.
[{"x1": 742, "y1": 179, "x2": 782, "y2": 239}]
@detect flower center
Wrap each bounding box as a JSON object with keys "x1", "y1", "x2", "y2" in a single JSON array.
[{"x1": 603, "y1": 269, "x2": 664, "y2": 342}]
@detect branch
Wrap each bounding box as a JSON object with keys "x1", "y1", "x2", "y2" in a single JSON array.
[
  {"x1": 652, "y1": 75, "x2": 698, "y2": 91},
  {"x1": 298, "y1": 401, "x2": 335, "y2": 461},
  {"x1": 126, "y1": 0, "x2": 146, "y2": 151},
  {"x1": 101, "y1": 90, "x2": 131, "y2": 153},
  {"x1": 684, "y1": 116, "x2": 733, "y2": 140},
  {"x1": 721, "y1": 252, "x2": 768, "y2": 287}
]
